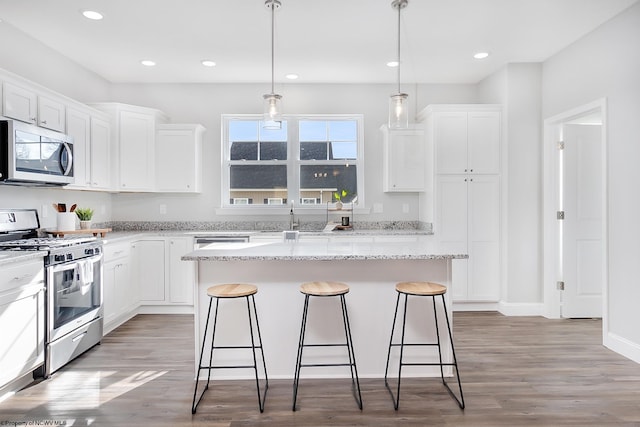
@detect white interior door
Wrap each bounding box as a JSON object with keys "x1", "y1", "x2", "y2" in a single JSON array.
[{"x1": 561, "y1": 121, "x2": 603, "y2": 318}]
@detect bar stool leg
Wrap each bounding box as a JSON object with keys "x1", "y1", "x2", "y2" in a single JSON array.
[
  {"x1": 385, "y1": 292, "x2": 409, "y2": 410},
  {"x1": 292, "y1": 294, "x2": 311, "y2": 411},
  {"x1": 246, "y1": 294, "x2": 269, "y2": 412},
  {"x1": 439, "y1": 294, "x2": 465, "y2": 409},
  {"x1": 339, "y1": 294, "x2": 363, "y2": 410},
  {"x1": 192, "y1": 296, "x2": 221, "y2": 414}
]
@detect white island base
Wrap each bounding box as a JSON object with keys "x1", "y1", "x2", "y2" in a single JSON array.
[{"x1": 192, "y1": 257, "x2": 456, "y2": 380}]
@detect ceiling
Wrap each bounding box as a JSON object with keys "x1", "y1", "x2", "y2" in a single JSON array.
[{"x1": 0, "y1": 0, "x2": 637, "y2": 85}]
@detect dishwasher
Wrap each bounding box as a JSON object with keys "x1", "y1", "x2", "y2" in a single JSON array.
[{"x1": 194, "y1": 235, "x2": 251, "y2": 249}]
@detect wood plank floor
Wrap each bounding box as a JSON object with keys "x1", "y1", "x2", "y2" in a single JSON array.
[{"x1": 1, "y1": 312, "x2": 640, "y2": 426}]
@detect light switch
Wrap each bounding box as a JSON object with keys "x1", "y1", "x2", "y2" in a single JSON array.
[
  {"x1": 373, "y1": 203, "x2": 383, "y2": 213},
  {"x1": 159, "y1": 204, "x2": 167, "y2": 215},
  {"x1": 402, "y1": 203, "x2": 409, "y2": 213}
]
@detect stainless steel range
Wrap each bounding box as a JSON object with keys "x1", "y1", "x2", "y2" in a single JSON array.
[{"x1": 0, "y1": 208, "x2": 103, "y2": 377}]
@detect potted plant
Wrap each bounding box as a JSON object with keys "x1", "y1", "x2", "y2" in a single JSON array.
[
  {"x1": 75, "y1": 208, "x2": 94, "y2": 229},
  {"x1": 333, "y1": 189, "x2": 348, "y2": 210}
]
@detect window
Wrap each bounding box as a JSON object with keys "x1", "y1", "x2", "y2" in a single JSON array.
[{"x1": 222, "y1": 115, "x2": 363, "y2": 209}]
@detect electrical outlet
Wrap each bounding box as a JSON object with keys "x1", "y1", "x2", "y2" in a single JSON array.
[
  {"x1": 373, "y1": 203, "x2": 383, "y2": 213},
  {"x1": 41, "y1": 204, "x2": 48, "y2": 218},
  {"x1": 159, "y1": 204, "x2": 167, "y2": 215},
  {"x1": 402, "y1": 203, "x2": 409, "y2": 214}
]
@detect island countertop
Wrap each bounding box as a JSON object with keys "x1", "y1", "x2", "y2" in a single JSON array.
[{"x1": 182, "y1": 237, "x2": 467, "y2": 262}]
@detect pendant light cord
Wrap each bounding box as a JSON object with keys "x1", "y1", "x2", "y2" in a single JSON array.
[
  {"x1": 271, "y1": 1, "x2": 275, "y2": 95},
  {"x1": 396, "y1": 1, "x2": 401, "y2": 94}
]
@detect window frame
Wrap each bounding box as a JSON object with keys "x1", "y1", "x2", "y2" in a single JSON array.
[{"x1": 220, "y1": 114, "x2": 365, "y2": 214}]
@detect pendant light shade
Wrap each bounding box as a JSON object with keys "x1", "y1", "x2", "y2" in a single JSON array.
[
  {"x1": 389, "y1": 0, "x2": 409, "y2": 129},
  {"x1": 263, "y1": 0, "x2": 282, "y2": 129}
]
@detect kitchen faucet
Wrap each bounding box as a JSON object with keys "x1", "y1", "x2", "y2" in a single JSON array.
[{"x1": 289, "y1": 201, "x2": 299, "y2": 230}]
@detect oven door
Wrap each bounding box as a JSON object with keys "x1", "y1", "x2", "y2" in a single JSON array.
[{"x1": 47, "y1": 254, "x2": 103, "y2": 343}]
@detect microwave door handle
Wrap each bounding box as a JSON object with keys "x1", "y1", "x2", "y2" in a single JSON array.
[{"x1": 61, "y1": 142, "x2": 73, "y2": 176}]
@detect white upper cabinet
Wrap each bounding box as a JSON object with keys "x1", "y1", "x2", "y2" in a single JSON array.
[
  {"x1": 65, "y1": 107, "x2": 112, "y2": 190},
  {"x1": 91, "y1": 103, "x2": 169, "y2": 192},
  {"x1": 2, "y1": 82, "x2": 37, "y2": 125},
  {"x1": 156, "y1": 124, "x2": 205, "y2": 193},
  {"x1": 37, "y1": 95, "x2": 66, "y2": 132},
  {"x1": 89, "y1": 117, "x2": 112, "y2": 190},
  {"x1": 380, "y1": 125, "x2": 426, "y2": 192},
  {"x1": 2, "y1": 82, "x2": 66, "y2": 132},
  {"x1": 426, "y1": 106, "x2": 501, "y2": 175}
]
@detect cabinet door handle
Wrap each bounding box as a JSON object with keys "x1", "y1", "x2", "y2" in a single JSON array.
[
  {"x1": 41, "y1": 120, "x2": 48, "y2": 125},
  {"x1": 12, "y1": 273, "x2": 33, "y2": 282}
]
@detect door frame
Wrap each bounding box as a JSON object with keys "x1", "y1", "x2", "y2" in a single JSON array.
[{"x1": 542, "y1": 99, "x2": 608, "y2": 327}]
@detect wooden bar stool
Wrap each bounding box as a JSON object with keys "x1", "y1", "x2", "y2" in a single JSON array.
[
  {"x1": 191, "y1": 283, "x2": 268, "y2": 413},
  {"x1": 384, "y1": 281, "x2": 465, "y2": 410},
  {"x1": 292, "y1": 281, "x2": 363, "y2": 411}
]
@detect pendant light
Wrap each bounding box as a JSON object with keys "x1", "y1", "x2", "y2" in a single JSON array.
[
  {"x1": 389, "y1": 0, "x2": 409, "y2": 129},
  {"x1": 263, "y1": 0, "x2": 282, "y2": 129}
]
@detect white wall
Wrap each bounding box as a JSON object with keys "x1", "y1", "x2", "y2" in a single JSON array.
[
  {"x1": 542, "y1": 3, "x2": 640, "y2": 360},
  {"x1": 0, "y1": 23, "x2": 110, "y2": 102},
  {"x1": 477, "y1": 64, "x2": 543, "y2": 306}
]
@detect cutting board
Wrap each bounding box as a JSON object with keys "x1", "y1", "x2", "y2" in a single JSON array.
[{"x1": 48, "y1": 228, "x2": 112, "y2": 238}]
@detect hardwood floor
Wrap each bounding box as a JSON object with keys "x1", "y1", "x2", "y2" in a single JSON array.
[{"x1": 1, "y1": 312, "x2": 639, "y2": 426}]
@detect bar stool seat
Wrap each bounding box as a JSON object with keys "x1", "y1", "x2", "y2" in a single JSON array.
[
  {"x1": 191, "y1": 283, "x2": 268, "y2": 413},
  {"x1": 384, "y1": 281, "x2": 465, "y2": 410},
  {"x1": 293, "y1": 281, "x2": 363, "y2": 411}
]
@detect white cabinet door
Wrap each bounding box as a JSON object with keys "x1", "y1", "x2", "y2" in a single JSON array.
[
  {"x1": 103, "y1": 242, "x2": 133, "y2": 330},
  {"x1": 468, "y1": 111, "x2": 501, "y2": 174},
  {"x1": 66, "y1": 107, "x2": 91, "y2": 188},
  {"x1": 167, "y1": 237, "x2": 195, "y2": 304},
  {"x1": 133, "y1": 240, "x2": 166, "y2": 302},
  {"x1": 434, "y1": 112, "x2": 467, "y2": 175},
  {"x1": 467, "y1": 175, "x2": 500, "y2": 300},
  {"x1": 433, "y1": 110, "x2": 501, "y2": 175},
  {"x1": 2, "y1": 82, "x2": 37, "y2": 124},
  {"x1": 435, "y1": 175, "x2": 500, "y2": 302},
  {"x1": 156, "y1": 124, "x2": 205, "y2": 192},
  {"x1": 119, "y1": 110, "x2": 155, "y2": 191},
  {"x1": 435, "y1": 175, "x2": 469, "y2": 300},
  {"x1": 381, "y1": 126, "x2": 425, "y2": 192},
  {"x1": 90, "y1": 117, "x2": 111, "y2": 190},
  {"x1": 37, "y1": 95, "x2": 66, "y2": 132}
]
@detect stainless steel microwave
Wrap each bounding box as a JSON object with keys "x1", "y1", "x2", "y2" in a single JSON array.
[{"x1": 0, "y1": 119, "x2": 74, "y2": 186}]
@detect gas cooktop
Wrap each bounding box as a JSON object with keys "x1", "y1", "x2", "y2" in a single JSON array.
[{"x1": 0, "y1": 236, "x2": 97, "y2": 250}]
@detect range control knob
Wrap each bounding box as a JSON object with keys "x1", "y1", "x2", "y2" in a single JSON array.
[
  {"x1": 54, "y1": 254, "x2": 66, "y2": 262},
  {"x1": 85, "y1": 248, "x2": 95, "y2": 255}
]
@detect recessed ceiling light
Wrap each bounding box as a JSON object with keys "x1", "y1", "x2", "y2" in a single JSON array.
[
  {"x1": 201, "y1": 60, "x2": 216, "y2": 67},
  {"x1": 285, "y1": 73, "x2": 299, "y2": 80},
  {"x1": 82, "y1": 10, "x2": 104, "y2": 20},
  {"x1": 386, "y1": 61, "x2": 399, "y2": 68},
  {"x1": 141, "y1": 60, "x2": 156, "y2": 67},
  {"x1": 473, "y1": 52, "x2": 490, "y2": 59}
]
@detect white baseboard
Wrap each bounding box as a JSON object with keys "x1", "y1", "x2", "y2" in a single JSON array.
[
  {"x1": 497, "y1": 301, "x2": 544, "y2": 316},
  {"x1": 605, "y1": 331, "x2": 640, "y2": 364},
  {"x1": 452, "y1": 302, "x2": 499, "y2": 311},
  {"x1": 137, "y1": 305, "x2": 194, "y2": 315}
]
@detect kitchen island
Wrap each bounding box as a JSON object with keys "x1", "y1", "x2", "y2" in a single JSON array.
[{"x1": 182, "y1": 236, "x2": 467, "y2": 379}]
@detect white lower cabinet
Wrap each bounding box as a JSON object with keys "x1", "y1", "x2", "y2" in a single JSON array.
[
  {"x1": 133, "y1": 239, "x2": 166, "y2": 302},
  {"x1": 0, "y1": 258, "x2": 45, "y2": 389},
  {"x1": 435, "y1": 174, "x2": 500, "y2": 301},
  {"x1": 134, "y1": 237, "x2": 195, "y2": 310},
  {"x1": 103, "y1": 242, "x2": 135, "y2": 333}
]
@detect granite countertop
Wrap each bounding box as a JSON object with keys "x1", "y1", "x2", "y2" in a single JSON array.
[
  {"x1": 183, "y1": 238, "x2": 467, "y2": 262},
  {"x1": 0, "y1": 251, "x2": 46, "y2": 266}
]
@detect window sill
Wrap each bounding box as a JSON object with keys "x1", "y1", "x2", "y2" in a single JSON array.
[{"x1": 215, "y1": 206, "x2": 371, "y2": 216}]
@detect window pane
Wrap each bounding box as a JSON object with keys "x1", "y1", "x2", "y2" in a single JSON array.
[
  {"x1": 299, "y1": 121, "x2": 327, "y2": 141},
  {"x1": 260, "y1": 141, "x2": 287, "y2": 160},
  {"x1": 300, "y1": 164, "x2": 357, "y2": 203},
  {"x1": 230, "y1": 165, "x2": 288, "y2": 205},
  {"x1": 300, "y1": 142, "x2": 327, "y2": 160},
  {"x1": 329, "y1": 121, "x2": 357, "y2": 141},
  {"x1": 230, "y1": 141, "x2": 258, "y2": 160},
  {"x1": 259, "y1": 121, "x2": 288, "y2": 141},
  {"x1": 230, "y1": 164, "x2": 287, "y2": 189},
  {"x1": 229, "y1": 121, "x2": 258, "y2": 142},
  {"x1": 329, "y1": 142, "x2": 357, "y2": 160}
]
